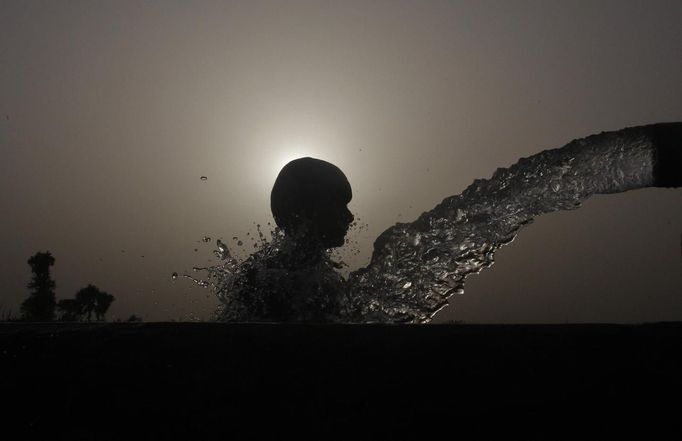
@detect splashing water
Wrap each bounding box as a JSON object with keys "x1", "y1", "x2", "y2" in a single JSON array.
[{"x1": 187, "y1": 126, "x2": 658, "y2": 323}]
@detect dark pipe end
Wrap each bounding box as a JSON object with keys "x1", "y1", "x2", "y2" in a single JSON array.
[{"x1": 652, "y1": 122, "x2": 682, "y2": 188}]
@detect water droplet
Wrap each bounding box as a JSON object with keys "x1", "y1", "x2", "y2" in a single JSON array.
[
  {"x1": 200, "y1": 176, "x2": 208, "y2": 181},
  {"x1": 237, "y1": 240, "x2": 243, "y2": 246},
  {"x1": 171, "y1": 272, "x2": 178, "y2": 280}
]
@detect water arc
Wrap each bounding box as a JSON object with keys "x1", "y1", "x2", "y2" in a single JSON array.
[
  {"x1": 195, "y1": 123, "x2": 681, "y2": 323},
  {"x1": 346, "y1": 123, "x2": 681, "y2": 322}
]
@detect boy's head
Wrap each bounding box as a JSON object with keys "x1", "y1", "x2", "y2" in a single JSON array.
[{"x1": 271, "y1": 157, "x2": 354, "y2": 248}]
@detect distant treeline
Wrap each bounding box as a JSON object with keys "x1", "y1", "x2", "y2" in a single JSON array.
[{"x1": 4, "y1": 251, "x2": 140, "y2": 323}]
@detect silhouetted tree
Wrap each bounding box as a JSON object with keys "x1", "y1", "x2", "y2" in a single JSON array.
[
  {"x1": 75, "y1": 286, "x2": 97, "y2": 321},
  {"x1": 93, "y1": 289, "x2": 115, "y2": 321},
  {"x1": 21, "y1": 252, "x2": 56, "y2": 321},
  {"x1": 74, "y1": 284, "x2": 115, "y2": 321},
  {"x1": 56, "y1": 298, "x2": 83, "y2": 321}
]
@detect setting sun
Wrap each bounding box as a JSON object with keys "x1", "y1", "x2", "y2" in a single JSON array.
[{"x1": 270, "y1": 146, "x2": 317, "y2": 178}]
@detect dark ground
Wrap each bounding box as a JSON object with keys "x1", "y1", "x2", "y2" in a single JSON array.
[{"x1": 1, "y1": 322, "x2": 682, "y2": 440}]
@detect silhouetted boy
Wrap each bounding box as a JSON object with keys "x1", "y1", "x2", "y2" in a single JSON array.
[{"x1": 219, "y1": 157, "x2": 354, "y2": 322}]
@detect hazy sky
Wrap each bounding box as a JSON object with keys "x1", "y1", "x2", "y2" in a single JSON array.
[{"x1": 1, "y1": 0, "x2": 680, "y2": 322}]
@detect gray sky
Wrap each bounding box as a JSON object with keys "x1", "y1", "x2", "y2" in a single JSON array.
[{"x1": 1, "y1": 0, "x2": 680, "y2": 322}]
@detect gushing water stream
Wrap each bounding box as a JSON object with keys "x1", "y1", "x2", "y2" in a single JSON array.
[{"x1": 183, "y1": 124, "x2": 678, "y2": 323}]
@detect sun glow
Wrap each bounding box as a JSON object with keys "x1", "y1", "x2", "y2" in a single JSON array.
[{"x1": 271, "y1": 146, "x2": 315, "y2": 178}]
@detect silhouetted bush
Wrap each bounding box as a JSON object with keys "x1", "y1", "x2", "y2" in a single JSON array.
[
  {"x1": 56, "y1": 285, "x2": 116, "y2": 321},
  {"x1": 71, "y1": 285, "x2": 115, "y2": 321},
  {"x1": 56, "y1": 298, "x2": 82, "y2": 321}
]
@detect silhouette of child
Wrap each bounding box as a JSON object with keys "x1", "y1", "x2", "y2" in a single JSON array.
[{"x1": 218, "y1": 158, "x2": 355, "y2": 322}]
